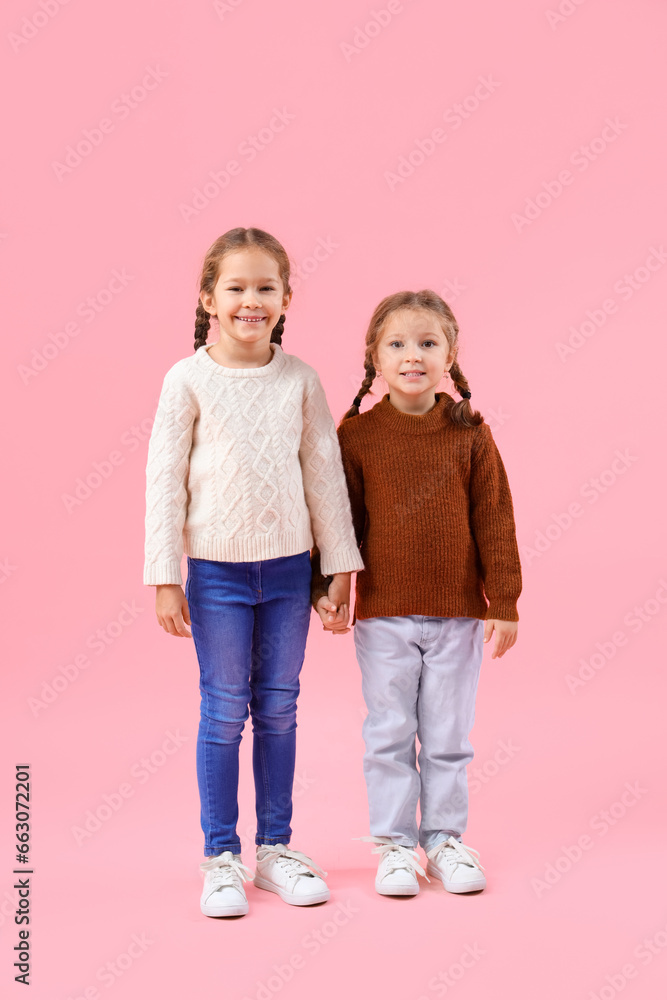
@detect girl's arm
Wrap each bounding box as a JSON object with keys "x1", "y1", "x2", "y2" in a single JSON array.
[
  {"x1": 143, "y1": 366, "x2": 197, "y2": 587},
  {"x1": 299, "y1": 372, "x2": 365, "y2": 582},
  {"x1": 468, "y1": 422, "x2": 522, "y2": 622},
  {"x1": 310, "y1": 422, "x2": 365, "y2": 613}
]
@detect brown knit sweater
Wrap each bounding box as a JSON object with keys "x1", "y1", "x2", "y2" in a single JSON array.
[{"x1": 310, "y1": 392, "x2": 522, "y2": 624}]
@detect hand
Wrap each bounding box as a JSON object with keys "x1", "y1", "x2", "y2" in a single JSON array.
[
  {"x1": 483, "y1": 619, "x2": 517, "y2": 659},
  {"x1": 155, "y1": 584, "x2": 192, "y2": 637},
  {"x1": 315, "y1": 573, "x2": 352, "y2": 635}
]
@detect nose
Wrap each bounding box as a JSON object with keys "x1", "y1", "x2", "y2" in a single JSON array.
[
  {"x1": 242, "y1": 288, "x2": 262, "y2": 308},
  {"x1": 405, "y1": 345, "x2": 422, "y2": 362}
]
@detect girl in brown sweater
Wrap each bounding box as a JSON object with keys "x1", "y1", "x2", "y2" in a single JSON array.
[{"x1": 311, "y1": 290, "x2": 522, "y2": 897}]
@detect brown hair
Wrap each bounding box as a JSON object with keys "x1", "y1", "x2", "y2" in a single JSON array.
[
  {"x1": 340, "y1": 289, "x2": 483, "y2": 428},
  {"x1": 194, "y1": 227, "x2": 292, "y2": 352}
]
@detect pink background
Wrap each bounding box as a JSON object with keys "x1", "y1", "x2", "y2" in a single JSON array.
[{"x1": 2, "y1": 1, "x2": 666, "y2": 997}]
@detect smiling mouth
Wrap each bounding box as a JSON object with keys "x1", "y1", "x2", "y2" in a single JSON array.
[
  {"x1": 401, "y1": 371, "x2": 425, "y2": 378},
  {"x1": 235, "y1": 316, "x2": 266, "y2": 323}
]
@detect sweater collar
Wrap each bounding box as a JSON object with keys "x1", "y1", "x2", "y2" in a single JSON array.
[
  {"x1": 372, "y1": 392, "x2": 452, "y2": 434},
  {"x1": 195, "y1": 341, "x2": 285, "y2": 377}
]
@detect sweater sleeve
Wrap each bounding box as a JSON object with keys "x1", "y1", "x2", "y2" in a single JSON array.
[
  {"x1": 143, "y1": 366, "x2": 197, "y2": 586},
  {"x1": 468, "y1": 422, "x2": 522, "y2": 621},
  {"x1": 299, "y1": 372, "x2": 365, "y2": 579},
  {"x1": 337, "y1": 422, "x2": 366, "y2": 548},
  {"x1": 310, "y1": 421, "x2": 366, "y2": 607}
]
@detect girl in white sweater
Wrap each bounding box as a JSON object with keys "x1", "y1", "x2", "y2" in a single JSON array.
[{"x1": 143, "y1": 228, "x2": 363, "y2": 917}]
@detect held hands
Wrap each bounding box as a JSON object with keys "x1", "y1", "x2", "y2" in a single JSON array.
[
  {"x1": 154, "y1": 576, "x2": 517, "y2": 655},
  {"x1": 155, "y1": 584, "x2": 192, "y2": 637},
  {"x1": 483, "y1": 619, "x2": 518, "y2": 659},
  {"x1": 315, "y1": 572, "x2": 352, "y2": 635}
]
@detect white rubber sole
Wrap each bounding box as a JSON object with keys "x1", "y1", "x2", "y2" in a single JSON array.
[
  {"x1": 426, "y1": 862, "x2": 486, "y2": 893},
  {"x1": 375, "y1": 879, "x2": 419, "y2": 896},
  {"x1": 254, "y1": 875, "x2": 330, "y2": 905},
  {"x1": 200, "y1": 898, "x2": 249, "y2": 917}
]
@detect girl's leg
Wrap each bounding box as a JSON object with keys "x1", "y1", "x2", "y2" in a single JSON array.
[
  {"x1": 416, "y1": 617, "x2": 484, "y2": 852},
  {"x1": 353, "y1": 615, "x2": 424, "y2": 848},
  {"x1": 248, "y1": 551, "x2": 312, "y2": 847},
  {"x1": 186, "y1": 556, "x2": 255, "y2": 857}
]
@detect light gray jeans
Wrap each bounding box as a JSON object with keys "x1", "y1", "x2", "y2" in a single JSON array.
[{"x1": 353, "y1": 615, "x2": 484, "y2": 852}]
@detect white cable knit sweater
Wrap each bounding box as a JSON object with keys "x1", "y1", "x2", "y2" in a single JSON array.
[{"x1": 143, "y1": 342, "x2": 365, "y2": 586}]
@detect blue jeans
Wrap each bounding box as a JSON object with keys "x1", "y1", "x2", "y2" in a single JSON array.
[{"x1": 185, "y1": 550, "x2": 312, "y2": 856}]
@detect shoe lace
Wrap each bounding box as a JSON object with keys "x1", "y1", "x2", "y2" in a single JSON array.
[
  {"x1": 355, "y1": 836, "x2": 429, "y2": 881},
  {"x1": 200, "y1": 851, "x2": 255, "y2": 888},
  {"x1": 426, "y1": 836, "x2": 485, "y2": 874},
  {"x1": 258, "y1": 844, "x2": 328, "y2": 879}
]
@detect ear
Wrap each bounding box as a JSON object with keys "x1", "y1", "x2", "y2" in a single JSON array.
[
  {"x1": 199, "y1": 292, "x2": 216, "y2": 316},
  {"x1": 282, "y1": 288, "x2": 293, "y2": 312}
]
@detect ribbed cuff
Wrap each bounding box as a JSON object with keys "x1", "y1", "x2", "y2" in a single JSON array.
[
  {"x1": 143, "y1": 561, "x2": 183, "y2": 586},
  {"x1": 319, "y1": 547, "x2": 365, "y2": 576},
  {"x1": 484, "y1": 601, "x2": 519, "y2": 622}
]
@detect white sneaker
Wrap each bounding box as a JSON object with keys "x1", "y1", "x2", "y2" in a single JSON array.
[
  {"x1": 199, "y1": 851, "x2": 254, "y2": 917},
  {"x1": 254, "y1": 844, "x2": 330, "y2": 905},
  {"x1": 426, "y1": 836, "x2": 487, "y2": 893},
  {"x1": 358, "y1": 836, "x2": 427, "y2": 896}
]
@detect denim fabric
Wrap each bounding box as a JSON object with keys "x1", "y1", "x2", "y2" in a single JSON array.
[{"x1": 185, "y1": 550, "x2": 312, "y2": 856}]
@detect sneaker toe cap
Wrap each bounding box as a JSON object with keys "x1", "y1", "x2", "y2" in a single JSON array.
[
  {"x1": 383, "y1": 869, "x2": 415, "y2": 884},
  {"x1": 293, "y1": 874, "x2": 327, "y2": 896},
  {"x1": 203, "y1": 885, "x2": 246, "y2": 906},
  {"x1": 447, "y1": 868, "x2": 486, "y2": 891}
]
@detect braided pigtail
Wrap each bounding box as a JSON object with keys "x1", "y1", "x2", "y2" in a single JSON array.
[
  {"x1": 270, "y1": 313, "x2": 286, "y2": 345},
  {"x1": 448, "y1": 358, "x2": 483, "y2": 427},
  {"x1": 340, "y1": 353, "x2": 378, "y2": 423},
  {"x1": 194, "y1": 301, "x2": 211, "y2": 352}
]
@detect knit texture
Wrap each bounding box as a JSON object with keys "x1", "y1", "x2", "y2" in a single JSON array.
[
  {"x1": 310, "y1": 392, "x2": 522, "y2": 622},
  {"x1": 143, "y1": 342, "x2": 365, "y2": 586}
]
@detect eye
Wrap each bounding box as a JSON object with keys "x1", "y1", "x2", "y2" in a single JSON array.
[
  {"x1": 423, "y1": 340, "x2": 436, "y2": 347},
  {"x1": 260, "y1": 286, "x2": 275, "y2": 291},
  {"x1": 388, "y1": 340, "x2": 403, "y2": 348}
]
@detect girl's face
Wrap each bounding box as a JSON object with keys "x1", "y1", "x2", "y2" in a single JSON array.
[
  {"x1": 373, "y1": 308, "x2": 454, "y2": 408},
  {"x1": 200, "y1": 248, "x2": 291, "y2": 345}
]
